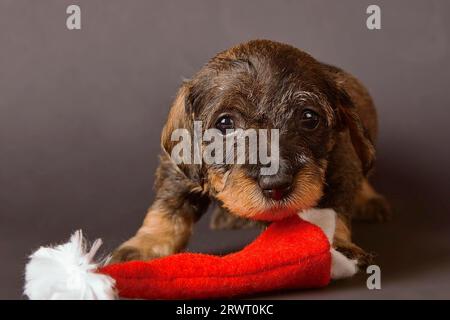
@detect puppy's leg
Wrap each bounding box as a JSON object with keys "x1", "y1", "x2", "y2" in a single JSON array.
[
  {"x1": 110, "y1": 209, "x2": 192, "y2": 262},
  {"x1": 333, "y1": 214, "x2": 373, "y2": 269},
  {"x1": 353, "y1": 179, "x2": 391, "y2": 223},
  {"x1": 110, "y1": 155, "x2": 209, "y2": 263}
]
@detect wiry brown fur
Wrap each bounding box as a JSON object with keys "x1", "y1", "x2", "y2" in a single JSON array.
[{"x1": 110, "y1": 40, "x2": 390, "y2": 267}]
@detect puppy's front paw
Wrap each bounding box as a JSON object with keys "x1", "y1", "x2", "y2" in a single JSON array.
[
  {"x1": 334, "y1": 241, "x2": 374, "y2": 270},
  {"x1": 109, "y1": 245, "x2": 144, "y2": 264},
  {"x1": 109, "y1": 236, "x2": 175, "y2": 264}
]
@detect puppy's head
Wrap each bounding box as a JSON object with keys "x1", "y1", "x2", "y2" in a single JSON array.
[{"x1": 162, "y1": 40, "x2": 374, "y2": 221}]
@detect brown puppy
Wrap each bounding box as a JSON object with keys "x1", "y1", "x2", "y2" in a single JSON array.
[{"x1": 111, "y1": 40, "x2": 390, "y2": 266}]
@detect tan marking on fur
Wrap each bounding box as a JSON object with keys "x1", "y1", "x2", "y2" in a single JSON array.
[
  {"x1": 335, "y1": 215, "x2": 352, "y2": 243},
  {"x1": 206, "y1": 169, "x2": 230, "y2": 194},
  {"x1": 354, "y1": 179, "x2": 377, "y2": 208}
]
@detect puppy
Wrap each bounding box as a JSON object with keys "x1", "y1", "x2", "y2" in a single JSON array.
[{"x1": 111, "y1": 40, "x2": 390, "y2": 266}]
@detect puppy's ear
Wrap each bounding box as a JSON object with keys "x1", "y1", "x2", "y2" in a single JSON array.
[
  {"x1": 161, "y1": 83, "x2": 203, "y2": 184},
  {"x1": 336, "y1": 90, "x2": 375, "y2": 175},
  {"x1": 161, "y1": 83, "x2": 192, "y2": 153}
]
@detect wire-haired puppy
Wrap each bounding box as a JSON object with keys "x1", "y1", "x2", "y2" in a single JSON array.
[{"x1": 111, "y1": 40, "x2": 390, "y2": 266}]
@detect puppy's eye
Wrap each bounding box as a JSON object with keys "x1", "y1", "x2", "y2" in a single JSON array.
[
  {"x1": 300, "y1": 109, "x2": 320, "y2": 130},
  {"x1": 215, "y1": 115, "x2": 235, "y2": 134}
]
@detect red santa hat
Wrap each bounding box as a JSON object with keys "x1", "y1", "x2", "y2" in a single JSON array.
[{"x1": 24, "y1": 208, "x2": 357, "y2": 300}]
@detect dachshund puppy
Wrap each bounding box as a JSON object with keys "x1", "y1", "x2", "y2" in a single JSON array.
[{"x1": 111, "y1": 40, "x2": 390, "y2": 266}]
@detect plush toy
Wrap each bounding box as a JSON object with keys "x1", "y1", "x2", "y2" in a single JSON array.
[{"x1": 24, "y1": 208, "x2": 357, "y2": 300}]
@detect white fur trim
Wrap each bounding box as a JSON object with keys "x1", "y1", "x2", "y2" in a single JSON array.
[
  {"x1": 330, "y1": 248, "x2": 358, "y2": 279},
  {"x1": 299, "y1": 208, "x2": 336, "y2": 242},
  {"x1": 299, "y1": 208, "x2": 358, "y2": 279},
  {"x1": 24, "y1": 230, "x2": 116, "y2": 300}
]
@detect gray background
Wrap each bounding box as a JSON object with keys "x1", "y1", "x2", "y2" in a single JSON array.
[{"x1": 1, "y1": 0, "x2": 449, "y2": 299}]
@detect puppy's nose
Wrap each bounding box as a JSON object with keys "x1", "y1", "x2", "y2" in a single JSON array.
[{"x1": 258, "y1": 174, "x2": 293, "y2": 201}]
